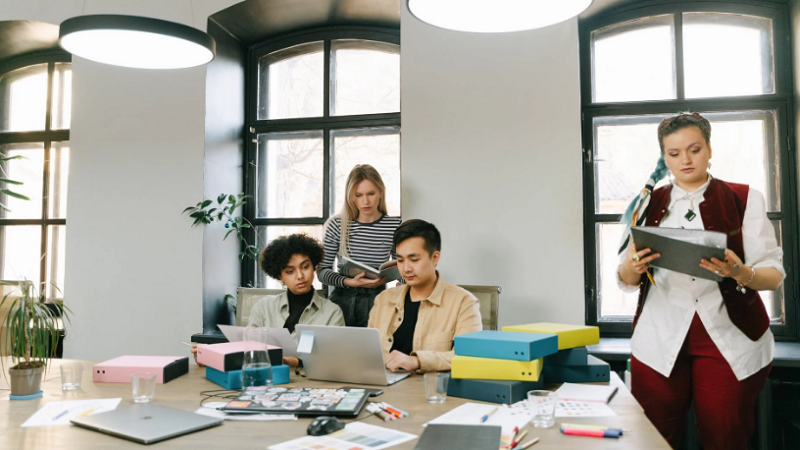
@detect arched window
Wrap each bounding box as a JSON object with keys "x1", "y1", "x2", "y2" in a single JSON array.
[
  {"x1": 0, "y1": 53, "x2": 72, "y2": 300},
  {"x1": 245, "y1": 29, "x2": 400, "y2": 289},
  {"x1": 580, "y1": 2, "x2": 796, "y2": 336}
]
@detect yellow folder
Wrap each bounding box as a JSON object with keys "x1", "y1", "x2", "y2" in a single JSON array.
[
  {"x1": 451, "y1": 356, "x2": 543, "y2": 382},
  {"x1": 501, "y1": 323, "x2": 599, "y2": 350}
]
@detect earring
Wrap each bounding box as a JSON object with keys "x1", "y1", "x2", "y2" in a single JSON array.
[{"x1": 708, "y1": 161, "x2": 712, "y2": 170}]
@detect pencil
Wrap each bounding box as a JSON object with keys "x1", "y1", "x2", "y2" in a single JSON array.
[
  {"x1": 480, "y1": 406, "x2": 499, "y2": 423},
  {"x1": 519, "y1": 437, "x2": 539, "y2": 449},
  {"x1": 509, "y1": 430, "x2": 528, "y2": 449},
  {"x1": 181, "y1": 342, "x2": 195, "y2": 347},
  {"x1": 77, "y1": 407, "x2": 94, "y2": 417}
]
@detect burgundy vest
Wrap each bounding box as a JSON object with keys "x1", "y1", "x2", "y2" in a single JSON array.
[{"x1": 632, "y1": 179, "x2": 770, "y2": 341}]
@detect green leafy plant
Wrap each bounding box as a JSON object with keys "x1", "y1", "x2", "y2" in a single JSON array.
[
  {"x1": 183, "y1": 193, "x2": 261, "y2": 262},
  {"x1": 0, "y1": 281, "x2": 71, "y2": 373},
  {"x1": 0, "y1": 152, "x2": 31, "y2": 212}
]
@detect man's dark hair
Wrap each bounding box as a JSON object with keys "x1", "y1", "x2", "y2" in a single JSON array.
[
  {"x1": 393, "y1": 219, "x2": 441, "y2": 255},
  {"x1": 259, "y1": 233, "x2": 324, "y2": 280}
]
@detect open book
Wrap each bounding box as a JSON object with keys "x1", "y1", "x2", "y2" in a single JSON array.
[
  {"x1": 631, "y1": 226, "x2": 726, "y2": 282},
  {"x1": 340, "y1": 255, "x2": 402, "y2": 283}
]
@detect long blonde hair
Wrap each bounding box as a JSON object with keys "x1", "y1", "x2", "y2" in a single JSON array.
[{"x1": 333, "y1": 164, "x2": 388, "y2": 256}]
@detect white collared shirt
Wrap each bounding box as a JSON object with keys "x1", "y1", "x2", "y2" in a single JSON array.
[{"x1": 618, "y1": 177, "x2": 784, "y2": 381}]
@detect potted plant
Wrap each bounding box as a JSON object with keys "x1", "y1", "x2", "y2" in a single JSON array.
[{"x1": 0, "y1": 281, "x2": 70, "y2": 396}]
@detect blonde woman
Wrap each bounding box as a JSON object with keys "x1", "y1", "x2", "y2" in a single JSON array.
[{"x1": 317, "y1": 165, "x2": 401, "y2": 327}]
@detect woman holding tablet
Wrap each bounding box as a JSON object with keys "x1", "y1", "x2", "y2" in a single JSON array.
[
  {"x1": 318, "y1": 164, "x2": 401, "y2": 327},
  {"x1": 616, "y1": 112, "x2": 784, "y2": 450}
]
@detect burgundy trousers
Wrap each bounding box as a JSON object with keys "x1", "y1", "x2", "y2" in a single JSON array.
[{"x1": 631, "y1": 314, "x2": 771, "y2": 450}]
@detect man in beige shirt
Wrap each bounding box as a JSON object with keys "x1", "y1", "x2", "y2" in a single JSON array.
[{"x1": 368, "y1": 219, "x2": 482, "y2": 373}]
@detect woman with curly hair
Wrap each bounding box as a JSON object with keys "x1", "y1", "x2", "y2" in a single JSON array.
[{"x1": 193, "y1": 233, "x2": 344, "y2": 367}]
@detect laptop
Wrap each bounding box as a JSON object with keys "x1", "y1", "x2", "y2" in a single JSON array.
[
  {"x1": 71, "y1": 404, "x2": 222, "y2": 445},
  {"x1": 294, "y1": 325, "x2": 412, "y2": 386}
]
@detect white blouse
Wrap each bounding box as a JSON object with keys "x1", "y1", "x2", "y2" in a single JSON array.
[{"x1": 618, "y1": 177, "x2": 784, "y2": 381}]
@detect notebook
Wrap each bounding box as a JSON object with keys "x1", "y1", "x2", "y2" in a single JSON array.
[
  {"x1": 555, "y1": 382, "x2": 619, "y2": 404},
  {"x1": 631, "y1": 226, "x2": 726, "y2": 281},
  {"x1": 415, "y1": 424, "x2": 501, "y2": 450},
  {"x1": 70, "y1": 403, "x2": 222, "y2": 445}
]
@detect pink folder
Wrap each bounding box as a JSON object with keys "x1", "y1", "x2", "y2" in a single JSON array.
[
  {"x1": 92, "y1": 356, "x2": 189, "y2": 384},
  {"x1": 196, "y1": 341, "x2": 283, "y2": 372}
]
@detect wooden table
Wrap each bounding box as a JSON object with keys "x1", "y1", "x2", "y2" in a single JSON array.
[{"x1": 1, "y1": 360, "x2": 670, "y2": 449}]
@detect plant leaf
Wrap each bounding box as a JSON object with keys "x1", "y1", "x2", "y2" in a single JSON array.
[
  {"x1": 228, "y1": 194, "x2": 236, "y2": 204},
  {"x1": 1, "y1": 189, "x2": 30, "y2": 200},
  {"x1": 200, "y1": 199, "x2": 212, "y2": 209},
  {"x1": 182, "y1": 206, "x2": 196, "y2": 214},
  {"x1": 223, "y1": 229, "x2": 235, "y2": 241},
  {"x1": 0, "y1": 178, "x2": 23, "y2": 185},
  {"x1": 217, "y1": 193, "x2": 226, "y2": 204}
]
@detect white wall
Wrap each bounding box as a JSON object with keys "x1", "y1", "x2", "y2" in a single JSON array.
[
  {"x1": 401, "y1": 5, "x2": 585, "y2": 326},
  {"x1": 0, "y1": 0, "x2": 238, "y2": 360}
]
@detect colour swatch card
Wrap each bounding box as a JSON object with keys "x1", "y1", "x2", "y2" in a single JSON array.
[
  {"x1": 507, "y1": 398, "x2": 617, "y2": 418},
  {"x1": 424, "y1": 403, "x2": 531, "y2": 434},
  {"x1": 268, "y1": 422, "x2": 417, "y2": 450}
]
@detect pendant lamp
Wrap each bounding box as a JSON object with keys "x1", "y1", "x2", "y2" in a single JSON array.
[
  {"x1": 407, "y1": 0, "x2": 594, "y2": 33},
  {"x1": 59, "y1": 15, "x2": 216, "y2": 69}
]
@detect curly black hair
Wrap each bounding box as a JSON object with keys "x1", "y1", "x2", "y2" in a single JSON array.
[{"x1": 259, "y1": 233, "x2": 325, "y2": 281}]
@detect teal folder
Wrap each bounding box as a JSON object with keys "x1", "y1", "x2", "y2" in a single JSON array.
[
  {"x1": 447, "y1": 378, "x2": 543, "y2": 404},
  {"x1": 544, "y1": 347, "x2": 588, "y2": 366},
  {"x1": 205, "y1": 364, "x2": 290, "y2": 389},
  {"x1": 542, "y1": 355, "x2": 609, "y2": 383},
  {"x1": 454, "y1": 330, "x2": 558, "y2": 361}
]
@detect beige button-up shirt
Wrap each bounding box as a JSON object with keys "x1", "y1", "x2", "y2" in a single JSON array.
[
  {"x1": 368, "y1": 273, "x2": 482, "y2": 373},
  {"x1": 247, "y1": 290, "x2": 345, "y2": 337}
]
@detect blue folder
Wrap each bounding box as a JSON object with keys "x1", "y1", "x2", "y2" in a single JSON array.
[
  {"x1": 206, "y1": 364, "x2": 291, "y2": 389},
  {"x1": 454, "y1": 330, "x2": 558, "y2": 361},
  {"x1": 542, "y1": 355, "x2": 610, "y2": 383},
  {"x1": 544, "y1": 347, "x2": 588, "y2": 366}
]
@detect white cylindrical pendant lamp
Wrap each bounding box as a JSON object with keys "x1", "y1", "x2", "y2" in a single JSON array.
[
  {"x1": 59, "y1": 15, "x2": 216, "y2": 69},
  {"x1": 407, "y1": 0, "x2": 594, "y2": 33}
]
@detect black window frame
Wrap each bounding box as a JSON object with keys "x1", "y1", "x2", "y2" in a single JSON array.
[
  {"x1": 579, "y1": 1, "x2": 798, "y2": 339},
  {"x1": 243, "y1": 27, "x2": 401, "y2": 288},
  {"x1": 0, "y1": 50, "x2": 71, "y2": 301}
]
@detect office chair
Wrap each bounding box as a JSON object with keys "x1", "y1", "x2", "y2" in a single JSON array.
[{"x1": 458, "y1": 285, "x2": 501, "y2": 331}]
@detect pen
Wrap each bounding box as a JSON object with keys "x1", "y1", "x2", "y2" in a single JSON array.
[
  {"x1": 560, "y1": 423, "x2": 624, "y2": 434},
  {"x1": 53, "y1": 410, "x2": 69, "y2": 421},
  {"x1": 518, "y1": 437, "x2": 539, "y2": 449},
  {"x1": 77, "y1": 408, "x2": 94, "y2": 417},
  {"x1": 508, "y1": 430, "x2": 528, "y2": 449},
  {"x1": 480, "y1": 406, "x2": 499, "y2": 423}
]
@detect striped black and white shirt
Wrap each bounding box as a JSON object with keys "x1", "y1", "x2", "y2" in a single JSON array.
[{"x1": 318, "y1": 215, "x2": 402, "y2": 288}]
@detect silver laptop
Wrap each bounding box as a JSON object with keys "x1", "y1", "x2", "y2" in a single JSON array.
[
  {"x1": 295, "y1": 325, "x2": 412, "y2": 386},
  {"x1": 71, "y1": 403, "x2": 222, "y2": 445}
]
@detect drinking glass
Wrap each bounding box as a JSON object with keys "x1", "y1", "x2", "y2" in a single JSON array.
[
  {"x1": 131, "y1": 373, "x2": 156, "y2": 403},
  {"x1": 528, "y1": 390, "x2": 557, "y2": 428},
  {"x1": 60, "y1": 361, "x2": 83, "y2": 391},
  {"x1": 424, "y1": 371, "x2": 449, "y2": 404},
  {"x1": 242, "y1": 327, "x2": 273, "y2": 389}
]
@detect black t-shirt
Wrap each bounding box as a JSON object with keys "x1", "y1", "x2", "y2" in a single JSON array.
[
  {"x1": 284, "y1": 288, "x2": 314, "y2": 333},
  {"x1": 390, "y1": 290, "x2": 420, "y2": 355}
]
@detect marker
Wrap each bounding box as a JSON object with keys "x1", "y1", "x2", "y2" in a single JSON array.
[
  {"x1": 380, "y1": 402, "x2": 408, "y2": 418},
  {"x1": 77, "y1": 408, "x2": 94, "y2": 417},
  {"x1": 53, "y1": 410, "x2": 69, "y2": 421},
  {"x1": 366, "y1": 404, "x2": 393, "y2": 422},
  {"x1": 508, "y1": 429, "x2": 528, "y2": 449},
  {"x1": 379, "y1": 403, "x2": 404, "y2": 418},
  {"x1": 480, "y1": 406, "x2": 499, "y2": 423},
  {"x1": 560, "y1": 427, "x2": 621, "y2": 439},
  {"x1": 560, "y1": 423, "x2": 624, "y2": 435}
]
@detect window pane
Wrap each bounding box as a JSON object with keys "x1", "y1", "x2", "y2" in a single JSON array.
[
  {"x1": 255, "y1": 225, "x2": 323, "y2": 290},
  {"x1": 1, "y1": 225, "x2": 41, "y2": 287},
  {"x1": 46, "y1": 225, "x2": 66, "y2": 300},
  {"x1": 594, "y1": 111, "x2": 779, "y2": 214},
  {"x1": 258, "y1": 42, "x2": 324, "y2": 120},
  {"x1": 761, "y1": 219, "x2": 783, "y2": 322},
  {"x1": 48, "y1": 142, "x2": 70, "y2": 218},
  {"x1": 592, "y1": 15, "x2": 675, "y2": 103},
  {"x1": 0, "y1": 143, "x2": 44, "y2": 219},
  {"x1": 0, "y1": 64, "x2": 48, "y2": 132},
  {"x1": 331, "y1": 128, "x2": 401, "y2": 217},
  {"x1": 51, "y1": 63, "x2": 72, "y2": 130},
  {"x1": 256, "y1": 131, "x2": 324, "y2": 219},
  {"x1": 597, "y1": 223, "x2": 639, "y2": 318},
  {"x1": 683, "y1": 13, "x2": 773, "y2": 99},
  {"x1": 331, "y1": 40, "x2": 400, "y2": 116}
]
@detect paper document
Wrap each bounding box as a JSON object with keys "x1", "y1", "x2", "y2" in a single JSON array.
[
  {"x1": 554, "y1": 383, "x2": 618, "y2": 404},
  {"x1": 631, "y1": 226, "x2": 727, "y2": 282},
  {"x1": 218, "y1": 325, "x2": 298, "y2": 358},
  {"x1": 21, "y1": 398, "x2": 122, "y2": 427},
  {"x1": 195, "y1": 402, "x2": 296, "y2": 422},
  {"x1": 268, "y1": 422, "x2": 417, "y2": 450},
  {"x1": 425, "y1": 402, "x2": 531, "y2": 434},
  {"x1": 507, "y1": 398, "x2": 617, "y2": 418}
]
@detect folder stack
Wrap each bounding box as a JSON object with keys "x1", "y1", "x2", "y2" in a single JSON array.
[
  {"x1": 196, "y1": 341, "x2": 291, "y2": 389},
  {"x1": 448, "y1": 330, "x2": 558, "y2": 404},
  {"x1": 501, "y1": 323, "x2": 608, "y2": 383}
]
